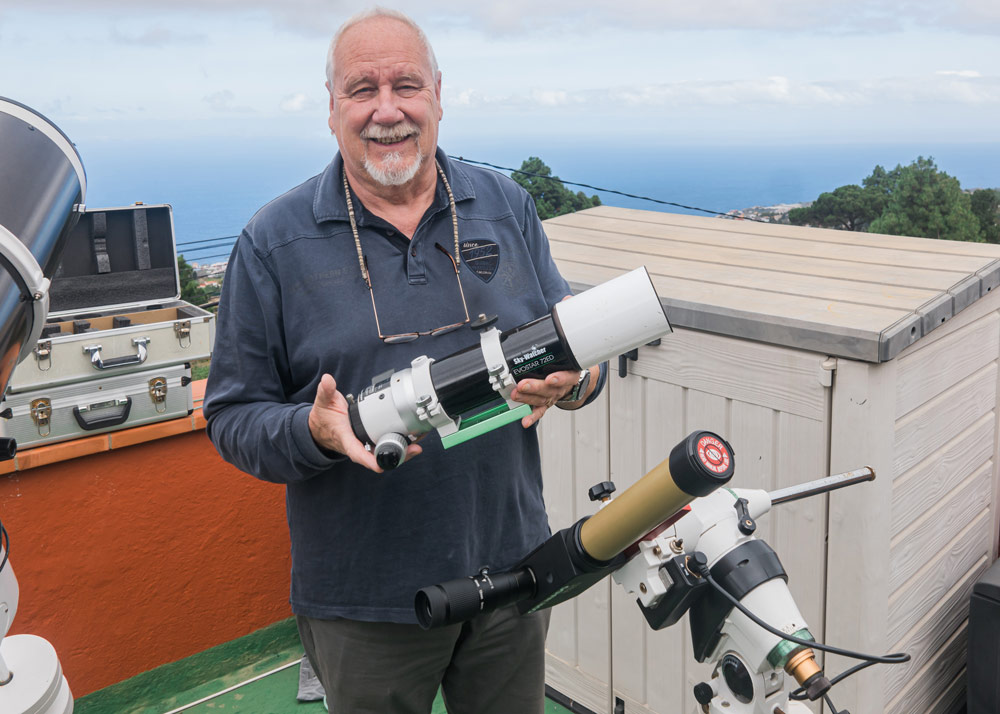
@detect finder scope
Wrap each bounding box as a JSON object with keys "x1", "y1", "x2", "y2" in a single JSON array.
[
  {"x1": 349, "y1": 267, "x2": 672, "y2": 469},
  {"x1": 415, "y1": 430, "x2": 735, "y2": 628}
]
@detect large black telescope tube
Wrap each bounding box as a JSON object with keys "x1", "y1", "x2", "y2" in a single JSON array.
[
  {"x1": 0, "y1": 98, "x2": 86, "y2": 398},
  {"x1": 415, "y1": 431, "x2": 735, "y2": 628},
  {"x1": 349, "y1": 267, "x2": 671, "y2": 466}
]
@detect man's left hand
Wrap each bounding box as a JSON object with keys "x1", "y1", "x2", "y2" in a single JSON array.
[{"x1": 511, "y1": 370, "x2": 580, "y2": 428}]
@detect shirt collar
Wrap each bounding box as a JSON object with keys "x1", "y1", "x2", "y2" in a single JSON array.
[{"x1": 312, "y1": 147, "x2": 476, "y2": 226}]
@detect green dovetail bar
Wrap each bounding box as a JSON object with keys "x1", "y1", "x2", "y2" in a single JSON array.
[{"x1": 441, "y1": 403, "x2": 532, "y2": 449}]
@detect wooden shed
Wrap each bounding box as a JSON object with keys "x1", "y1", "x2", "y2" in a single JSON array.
[{"x1": 537, "y1": 205, "x2": 1000, "y2": 714}]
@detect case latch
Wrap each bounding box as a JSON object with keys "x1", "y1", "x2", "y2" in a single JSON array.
[
  {"x1": 30, "y1": 398, "x2": 52, "y2": 436},
  {"x1": 149, "y1": 377, "x2": 168, "y2": 413},
  {"x1": 174, "y1": 320, "x2": 192, "y2": 348},
  {"x1": 34, "y1": 340, "x2": 52, "y2": 371}
]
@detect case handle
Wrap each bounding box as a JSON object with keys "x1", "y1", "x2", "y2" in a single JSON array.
[
  {"x1": 84, "y1": 337, "x2": 150, "y2": 370},
  {"x1": 73, "y1": 397, "x2": 132, "y2": 430}
]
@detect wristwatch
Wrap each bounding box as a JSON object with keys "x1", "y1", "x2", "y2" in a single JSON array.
[{"x1": 557, "y1": 369, "x2": 591, "y2": 404}]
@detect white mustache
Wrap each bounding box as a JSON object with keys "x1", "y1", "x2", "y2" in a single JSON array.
[{"x1": 361, "y1": 122, "x2": 420, "y2": 142}]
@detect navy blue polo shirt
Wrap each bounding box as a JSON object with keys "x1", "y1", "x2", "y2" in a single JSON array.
[{"x1": 204, "y1": 149, "x2": 584, "y2": 622}]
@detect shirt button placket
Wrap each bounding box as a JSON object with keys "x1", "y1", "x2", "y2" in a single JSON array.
[{"x1": 407, "y1": 241, "x2": 425, "y2": 284}]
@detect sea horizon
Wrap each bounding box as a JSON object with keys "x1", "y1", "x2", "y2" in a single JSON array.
[{"x1": 76, "y1": 137, "x2": 1000, "y2": 265}]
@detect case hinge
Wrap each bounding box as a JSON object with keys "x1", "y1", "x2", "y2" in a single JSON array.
[
  {"x1": 34, "y1": 340, "x2": 52, "y2": 371},
  {"x1": 30, "y1": 398, "x2": 52, "y2": 436},
  {"x1": 174, "y1": 320, "x2": 192, "y2": 348}
]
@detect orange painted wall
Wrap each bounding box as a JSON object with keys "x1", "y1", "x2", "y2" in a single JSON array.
[{"x1": 0, "y1": 428, "x2": 292, "y2": 697}]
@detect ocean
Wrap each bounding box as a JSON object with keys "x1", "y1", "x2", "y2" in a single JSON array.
[{"x1": 78, "y1": 137, "x2": 1000, "y2": 266}]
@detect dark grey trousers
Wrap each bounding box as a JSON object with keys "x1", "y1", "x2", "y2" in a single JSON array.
[{"x1": 297, "y1": 606, "x2": 551, "y2": 714}]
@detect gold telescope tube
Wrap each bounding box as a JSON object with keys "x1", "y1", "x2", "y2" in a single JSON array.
[{"x1": 579, "y1": 431, "x2": 735, "y2": 562}]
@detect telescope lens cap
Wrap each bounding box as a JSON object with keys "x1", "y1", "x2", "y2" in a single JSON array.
[{"x1": 669, "y1": 431, "x2": 735, "y2": 496}]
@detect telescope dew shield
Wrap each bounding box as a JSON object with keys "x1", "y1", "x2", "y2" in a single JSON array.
[
  {"x1": 553, "y1": 266, "x2": 670, "y2": 367},
  {"x1": 0, "y1": 98, "x2": 86, "y2": 397}
]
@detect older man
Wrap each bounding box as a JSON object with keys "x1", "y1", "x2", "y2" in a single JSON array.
[{"x1": 203, "y1": 8, "x2": 604, "y2": 714}]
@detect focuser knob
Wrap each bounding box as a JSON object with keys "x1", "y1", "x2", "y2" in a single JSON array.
[{"x1": 588, "y1": 481, "x2": 617, "y2": 502}]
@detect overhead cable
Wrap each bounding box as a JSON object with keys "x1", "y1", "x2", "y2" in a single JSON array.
[{"x1": 448, "y1": 156, "x2": 773, "y2": 223}]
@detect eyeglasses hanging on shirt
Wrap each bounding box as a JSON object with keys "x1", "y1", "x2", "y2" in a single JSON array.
[{"x1": 343, "y1": 162, "x2": 471, "y2": 344}]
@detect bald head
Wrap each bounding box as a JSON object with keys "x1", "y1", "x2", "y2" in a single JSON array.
[{"x1": 326, "y1": 8, "x2": 439, "y2": 90}]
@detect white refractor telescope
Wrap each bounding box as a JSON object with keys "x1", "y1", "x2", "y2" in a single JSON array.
[
  {"x1": 0, "y1": 97, "x2": 84, "y2": 714},
  {"x1": 349, "y1": 266, "x2": 672, "y2": 469}
]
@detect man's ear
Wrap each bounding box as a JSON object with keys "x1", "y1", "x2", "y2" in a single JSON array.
[
  {"x1": 326, "y1": 82, "x2": 336, "y2": 135},
  {"x1": 435, "y1": 71, "x2": 443, "y2": 120}
]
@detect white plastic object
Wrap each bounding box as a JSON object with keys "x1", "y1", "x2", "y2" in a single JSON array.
[{"x1": 0, "y1": 634, "x2": 73, "y2": 714}]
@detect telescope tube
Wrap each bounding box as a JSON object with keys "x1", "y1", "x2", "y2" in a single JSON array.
[
  {"x1": 414, "y1": 431, "x2": 735, "y2": 628},
  {"x1": 350, "y1": 267, "x2": 671, "y2": 465},
  {"x1": 0, "y1": 98, "x2": 86, "y2": 397}
]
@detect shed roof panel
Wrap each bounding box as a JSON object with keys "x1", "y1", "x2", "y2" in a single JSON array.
[{"x1": 546, "y1": 207, "x2": 1000, "y2": 362}]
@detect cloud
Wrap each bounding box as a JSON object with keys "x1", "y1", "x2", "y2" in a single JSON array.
[
  {"x1": 7, "y1": 0, "x2": 1000, "y2": 36},
  {"x1": 445, "y1": 73, "x2": 1000, "y2": 112},
  {"x1": 935, "y1": 70, "x2": 982, "y2": 77},
  {"x1": 110, "y1": 25, "x2": 205, "y2": 46},
  {"x1": 279, "y1": 93, "x2": 321, "y2": 113},
  {"x1": 203, "y1": 90, "x2": 254, "y2": 113}
]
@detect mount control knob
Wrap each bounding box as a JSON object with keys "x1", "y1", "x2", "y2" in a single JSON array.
[
  {"x1": 588, "y1": 481, "x2": 617, "y2": 502},
  {"x1": 693, "y1": 681, "x2": 713, "y2": 705}
]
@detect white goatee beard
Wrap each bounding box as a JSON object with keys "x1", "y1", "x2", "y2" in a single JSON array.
[
  {"x1": 363, "y1": 149, "x2": 423, "y2": 187},
  {"x1": 361, "y1": 122, "x2": 424, "y2": 187}
]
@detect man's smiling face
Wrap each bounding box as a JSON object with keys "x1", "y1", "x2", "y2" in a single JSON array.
[{"x1": 329, "y1": 16, "x2": 442, "y2": 192}]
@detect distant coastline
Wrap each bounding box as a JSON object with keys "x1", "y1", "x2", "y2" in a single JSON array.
[{"x1": 719, "y1": 203, "x2": 806, "y2": 223}]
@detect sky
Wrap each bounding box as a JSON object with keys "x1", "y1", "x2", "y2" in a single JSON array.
[{"x1": 2, "y1": 0, "x2": 999, "y2": 150}]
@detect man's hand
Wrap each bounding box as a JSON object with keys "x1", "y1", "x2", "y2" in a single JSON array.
[
  {"x1": 308, "y1": 373, "x2": 422, "y2": 473},
  {"x1": 511, "y1": 370, "x2": 580, "y2": 428}
]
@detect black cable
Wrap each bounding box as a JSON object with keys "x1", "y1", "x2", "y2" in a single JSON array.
[
  {"x1": 177, "y1": 243, "x2": 237, "y2": 255},
  {"x1": 448, "y1": 155, "x2": 775, "y2": 223},
  {"x1": 175, "y1": 234, "x2": 240, "y2": 249},
  {"x1": 0, "y1": 518, "x2": 8, "y2": 574},
  {"x1": 694, "y1": 564, "x2": 908, "y2": 665},
  {"x1": 824, "y1": 692, "x2": 847, "y2": 714},
  {"x1": 789, "y1": 659, "x2": 878, "y2": 701},
  {"x1": 177, "y1": 252, "x2": 233, "y2": 264},
  {"x1": 174, "y1": 153, "x2": 774, "y2": 266}
]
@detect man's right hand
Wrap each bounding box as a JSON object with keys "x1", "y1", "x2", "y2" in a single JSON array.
[{"x1": 308, "y1": 373, "x2": 422, "y2": 473}]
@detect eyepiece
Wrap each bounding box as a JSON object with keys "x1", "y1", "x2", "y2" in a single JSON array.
[
  {"x1": 374, "y1": 433, "x2": 408, "y2": 470},
  {"x1": 415, "y1": 567, "x2": 535, "y2": 629}
]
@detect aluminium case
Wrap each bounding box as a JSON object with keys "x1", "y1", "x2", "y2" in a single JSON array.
[
  {"x1": 6, "y1": 204, "x2": 214, "y2": 393},
  {"x1": 0, "y1": 362, "x2": 193, "y2": 450}
]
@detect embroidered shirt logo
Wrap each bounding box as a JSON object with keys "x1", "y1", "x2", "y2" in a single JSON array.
[{"x1": 460, "y1": 239, "x2": 500, "y2": 283}]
